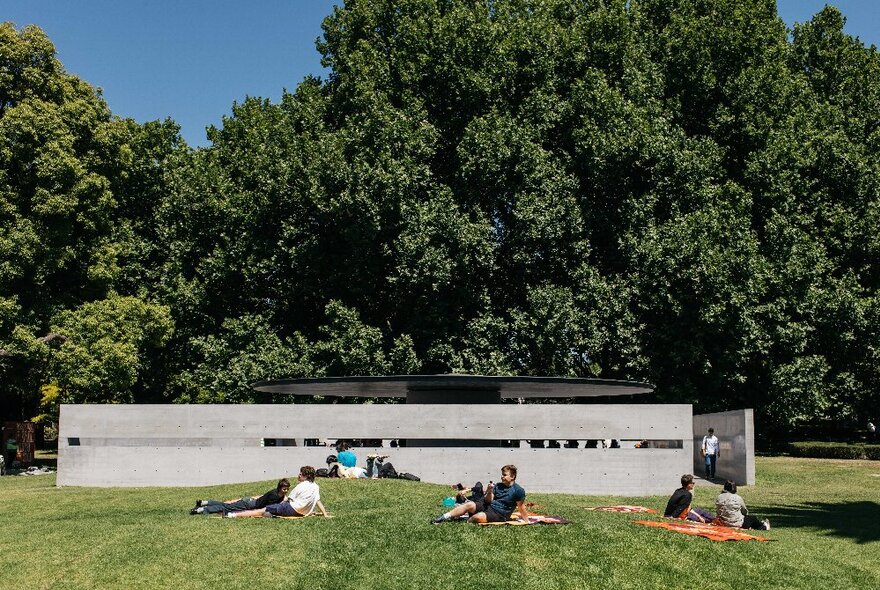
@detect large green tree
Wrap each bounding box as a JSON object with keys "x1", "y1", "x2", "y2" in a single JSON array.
[
  {"x1": 3, "y1": 2, "x2": 879, "y2": 436},
  {"x1": 0, "y1": 23, "x2": 180, "y2": 421}
]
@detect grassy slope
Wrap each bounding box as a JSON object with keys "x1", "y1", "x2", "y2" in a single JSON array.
[{"x1": 0, "y1": 457, "x2": 877, "y2": 590}]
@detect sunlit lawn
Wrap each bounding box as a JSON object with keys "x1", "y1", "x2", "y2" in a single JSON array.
[{"x1": 0, "y1": 456, "x2": 877, "y2": 589}]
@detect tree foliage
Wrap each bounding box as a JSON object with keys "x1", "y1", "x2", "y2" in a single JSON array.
[
  {"x1": 2, "y1": 2, "x2": 879, "y2": 436},
  {"x1": 0, "y1": 23, "x2": 180, "y2": 420}
]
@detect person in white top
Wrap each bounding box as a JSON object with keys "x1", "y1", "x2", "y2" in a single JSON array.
[
  {"x1": 701, "y1": 428, "x2": 720, "y2": 479},
  {"x1": 227, "y1": 466, "x2": 331, "y2": 519}
]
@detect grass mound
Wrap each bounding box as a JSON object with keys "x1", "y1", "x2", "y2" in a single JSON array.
[{"x1": 0, "y1": 457, "x2": 878, "y2": 589}]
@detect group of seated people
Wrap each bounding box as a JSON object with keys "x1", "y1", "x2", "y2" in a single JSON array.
[
  {"x1": 664, "y1": 473, "x2": 770, "y2": 530},
  {"x1": 188, "y1": 463, "x2": 527, "y2": 525},
  {"x1": 326, "y1": 441, "x2": 389, "y2": 478},
  {"x1": 188, "y1": 463, "x2": 767, "y2": 530},
  {"x1": 191, "y1": 466, "x2": 331, "y2": 519}
]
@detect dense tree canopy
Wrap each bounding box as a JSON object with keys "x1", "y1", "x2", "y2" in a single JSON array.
[{"x1": 2, "y1": 1, "x2": 879, "y2": 437}]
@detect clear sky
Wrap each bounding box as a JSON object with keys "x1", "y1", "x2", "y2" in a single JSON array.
[{"x1": 3, "y1": 1, "x2": 879, "y2": 148}]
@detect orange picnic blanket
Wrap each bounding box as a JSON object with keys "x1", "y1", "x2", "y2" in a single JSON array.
[
  {"x1": 478, "y1": 512, "x2": 570, "y2": 526},
  {"x1": 588, "y1": 505, "x2": 658, "y2": 514},
  {"x1": 633, "y1": 519, "x2": 770, "y2": 542}
]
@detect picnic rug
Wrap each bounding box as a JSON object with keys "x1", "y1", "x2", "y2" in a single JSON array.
[
  {"x1": 632, "y1": 519, "x2": 771, "y2": 542},
  {"x1": 210, "y1": 514, "x2": 327, "y2": 520},
  {"x1": 587, "y1": 505, "x2": 658, "y2": 514},
  {"x1": 478, "y1": 512, "x2": 570, "y2": 526}
]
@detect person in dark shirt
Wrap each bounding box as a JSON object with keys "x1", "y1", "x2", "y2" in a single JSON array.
[
  {"x1": 432, "y1": 465, "x2": 528, "y2": 524},
  {"x1": 190, "y1": 478, "x2": 290, "y2": 515},
  {"x1": 664, "y1": 474, "x2": 715, "y2": 523}
]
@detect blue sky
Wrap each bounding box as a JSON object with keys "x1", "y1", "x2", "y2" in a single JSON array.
[{"x1": 3, "y1": 1, "x2": 879, "y2": 147}]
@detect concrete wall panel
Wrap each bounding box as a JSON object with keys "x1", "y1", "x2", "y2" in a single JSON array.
[
  {"x1": 59, "y1": 404, "x2": 693, "y2": 495},
  {"x1": 693, "y1": 409, "x2": 755, "y2": 485}
]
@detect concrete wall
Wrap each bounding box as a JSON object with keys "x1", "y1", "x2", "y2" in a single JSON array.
[
  {"x1": 693, "y1": 409, "x2": 755, "y2": 485},
  {"x1": 59, "y1": 403, "x2": 693, "y2": 495}
]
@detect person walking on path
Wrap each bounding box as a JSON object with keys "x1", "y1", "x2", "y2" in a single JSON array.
[{"x1": 701, "y1": 428, "x2": 720, "y2": 479}]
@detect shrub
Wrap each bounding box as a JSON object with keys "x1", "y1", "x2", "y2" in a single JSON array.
[{"x1": 788, "y1": 441, "x2": 880, "y2": 460}]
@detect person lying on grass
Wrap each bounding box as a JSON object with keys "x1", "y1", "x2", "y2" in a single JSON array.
[
  {"x1": 226, "y1": 466, "x2": 331, "y2": 519},
  {"x1": 664, "y1": 473, "x2": 715, "y2": 523},
  {"x1": 715, "y1": 480, "x2": 770, "y2": 530},
  {"x1": 432, "y1": 464, "x2": 528, "y2": 524},
  {"x1": 325, "y1": 453, "x2": 368, "y2": 479},
  {"x1": 191, "y1": 478, "x2": 290, "y2": 515}
]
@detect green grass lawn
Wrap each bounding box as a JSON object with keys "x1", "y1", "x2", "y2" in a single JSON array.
[{"x1": 0, "y1": 457, "x2": 878, "y2": 590}]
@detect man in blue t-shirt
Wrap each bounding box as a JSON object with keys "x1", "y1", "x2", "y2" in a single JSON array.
[{"x1": 432, "y1": 464, "x2": 528, "y2": 524}]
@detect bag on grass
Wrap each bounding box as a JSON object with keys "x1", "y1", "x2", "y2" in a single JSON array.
[
  {"x1": 378, "y1": 462, "x2": 398, "y2": 479},
  {"x1": 399, "y1": 472, "x2": 420, "y2": 481},
  {"x1": 316, "y1": 468, "x2": 330, "y2": 478}
]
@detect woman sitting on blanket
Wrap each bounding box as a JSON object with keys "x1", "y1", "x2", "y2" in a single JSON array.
[
  {"x1": 715, "y1": 480, "x2": 770, "y2": 530},
  {"x1": 664, "y1": 474, "x2": 715, "y2": 523},
  {"x1": 227, "y1": 466, "x2": 331, "y2": 519}
]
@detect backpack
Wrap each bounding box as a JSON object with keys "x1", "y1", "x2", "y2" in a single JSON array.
[
  {"x1": 378, "y1": 462, "x2": 398, "y2": 479},
  {"x1": 398, "y1": 472, "x2": 420, "y2": 481},
  {"x1": 315, "y1": 468, "x2": 330, "y2": 478}
]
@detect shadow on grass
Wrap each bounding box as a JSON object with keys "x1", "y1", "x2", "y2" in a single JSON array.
[{"x1": 765, "y1": 501, "x2": 880, "y2": 544}]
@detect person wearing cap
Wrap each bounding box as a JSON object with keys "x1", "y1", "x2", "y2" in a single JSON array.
[{"x1": 701, "y1": 428, "x2": 720, "y2": 479}]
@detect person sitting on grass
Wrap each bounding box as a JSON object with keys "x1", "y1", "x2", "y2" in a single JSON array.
[
  {"x1": 664, "y1": 474, "x2": 715, "y2": 523},
  {"x1": 715, "y1": 480, "x2": 770, "y2": 530},
  {"x1": 226, "y1": 466, "x2": 331, "y2": 519},
  {"x1": 336, "y1": 441, "x2": 357, "y2": 468},
  {"x1": 191, "y1": 478, "x2": 290, "y2": 515},
  {"x1": 431, "y1": 464, "x2": 528, "y2": 524}
]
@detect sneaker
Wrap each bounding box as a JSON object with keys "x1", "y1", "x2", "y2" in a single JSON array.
[
  {"x1": 762, "y1": 519, "x2": 771, "y2": 530},
  {"x1": 189, "y1": 507, "x2": 200, "y2": 515},
  {"x1": 224, "y1": 512, "x2": 236, "y2": 518},
  {"x1": 431, "y1": 515, "x2": 446, "y2": 524}
]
